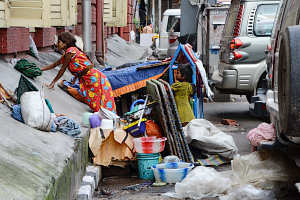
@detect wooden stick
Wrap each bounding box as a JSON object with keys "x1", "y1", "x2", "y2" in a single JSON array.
[
  {"x1": 0, "y1": 91, "x2": 12, "y2": 108},
  {"x1": 136, "y1": 61, "x2": 171, "y2": 70}
]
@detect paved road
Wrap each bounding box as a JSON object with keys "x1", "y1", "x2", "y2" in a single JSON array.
[{"x1": 93, "y1": 95, "x2": 300, "y2": 199}]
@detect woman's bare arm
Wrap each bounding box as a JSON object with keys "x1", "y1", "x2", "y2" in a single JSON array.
[
  {"x1": 46, "y1": 53, "x2": 74, "y2": 89},
  {"x1": 41, "y1": 59, "x2": 62, "y2": 71}
]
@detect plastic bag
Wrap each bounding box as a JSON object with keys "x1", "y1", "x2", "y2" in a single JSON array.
[
  {"x1": 184, "y1": 119, "x2": 238, "y2": 159},
  {"x1": 20, "y1": 91, "x2": 52, "y2": 131},
  {"x1": 220, "y1": 184, "x2": 275, "y2": 200},
  {"x1": 162, "y1": 155, "x2": 180, "y2": 163},
  {"x1": 232, "y1": 151, "x2": 300, "y2": 188},
  {"x1": 29, "y1": 35, "x2": 40, "y2": 60},
  {"x1": 168, "y1": 166, "x2": 231, "y2": 199}
]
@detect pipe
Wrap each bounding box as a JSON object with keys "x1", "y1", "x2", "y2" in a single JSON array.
[
  {"x1": 96, "y1": 0, "x2": 105, "y2": 65},
  {"x1": 158, "y1": 0, "x2": 161, "y2": 32},
  {"x1": 82, "y1": 0, "x2": 92, "y2": 58},
  {"x1": 152, "y1": 0, "x2": 155, "y2": 28}
]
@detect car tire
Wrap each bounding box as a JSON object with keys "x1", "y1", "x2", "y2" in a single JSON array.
[{"x1": 278, "y1": 25, "x2": 300, "y2": 136}]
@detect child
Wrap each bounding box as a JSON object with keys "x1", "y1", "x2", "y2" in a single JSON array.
[
  {"x1": 41, "y1": 32, "x2": 116, "y2": 113},
  {"x1": 171, "y1": 63, "x2": 195, "y2": 126}
]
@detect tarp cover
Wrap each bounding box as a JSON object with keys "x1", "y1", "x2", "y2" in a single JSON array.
[{"x1": 102, "y1": 61, "x2": 169, "y2": 97}]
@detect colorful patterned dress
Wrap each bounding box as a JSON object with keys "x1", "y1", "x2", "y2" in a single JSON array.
[{"x1": 61, "y1": 47, "x2": 116, "y2": 113}]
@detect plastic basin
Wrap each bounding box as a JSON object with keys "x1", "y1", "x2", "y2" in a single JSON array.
[
  {"x1": 132, "y1": 137, "x2": 167, "y2": 153},
  {"x1": 151, "y1": 162, "x2": 194, "y2": 183}
]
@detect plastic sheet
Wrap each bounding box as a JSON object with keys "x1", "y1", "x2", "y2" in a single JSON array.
[
  {"x1": 161, "y1": 155, "x2": 180, "y2": 163},
  {"x1": 232, "y1": 151, "x2": 300, "y2": 188},
  {"x1": 220, "y1": 184, "x2": 275, "y2": 200},
  {"x1": 184, "y1": 119, "x2": 238, "y2": 159},
  {"x1": 165, "y1": 166, "x2": 231, "y2": 199}
]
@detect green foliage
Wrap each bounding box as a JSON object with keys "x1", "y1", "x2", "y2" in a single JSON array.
[{"x1": 133, "y1": 18, "x2": 140, "y2": 29}]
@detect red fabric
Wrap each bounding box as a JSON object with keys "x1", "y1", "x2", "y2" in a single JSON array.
[{"x1": 61, "y1": 47, "x2": 116, "y2": 113}]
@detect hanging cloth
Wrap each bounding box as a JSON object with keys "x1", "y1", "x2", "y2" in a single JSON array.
[
  {"x1": 14, "y1": 59, "x2": 42, "y2": 79},
  {"x1": 16, "y1": 75, "x2": 39, "y2": 104}
]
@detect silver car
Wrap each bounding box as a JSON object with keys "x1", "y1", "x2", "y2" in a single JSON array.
[{"x1": 212, "y1": 0, "x2": 279, "y2": 103}]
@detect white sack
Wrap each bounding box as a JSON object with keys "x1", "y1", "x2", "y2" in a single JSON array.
[
  {"x1": 184, "y1": 119, "x2": 238, "y2": 159},
  {"x1": 20, "y1": 91, "x2": 52, "y2": 131}
]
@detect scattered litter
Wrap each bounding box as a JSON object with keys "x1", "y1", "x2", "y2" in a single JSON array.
[
  {"x1": 100, "y1": 187, "x2": 115, "y2": 195},
  {"x1": 164, "y1": 166, "x2": 231, "y2": 199},
  {"x1": 222, "y1": 119, "x2": 238, "y2": 126},
  {"x1": 232, "y1": 151, "x2": 300, "y2": 188},
  {"x1": 161, "y1": 155, "x2": 180, "y2": 163},
  {"x1": 153, "y1": 182, "x2": 167, "y2": 187},
  {"x1": 122, "y1": 181, "x2": 153, "y2": 191},
  {"x1": 184, "y1": 119, "x2": 238, "y2": 159},
  {"x1": 197, "y1": 155, "x2": 230, "y2": 166},
  {"x1": 220, "y1": 184, "x2": 275, "y2": 200}
]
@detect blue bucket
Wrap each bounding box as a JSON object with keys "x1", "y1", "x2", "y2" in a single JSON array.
[{"x1": 136, "y1": 153, "x2": 160, "y2": 180}]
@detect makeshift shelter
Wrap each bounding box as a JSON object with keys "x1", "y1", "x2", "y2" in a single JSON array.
[{"x1": 168, "y1": 43, "x2": 208, "y2": 119}]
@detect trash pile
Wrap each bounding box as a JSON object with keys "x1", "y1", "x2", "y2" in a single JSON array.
[{"x1": 1, "y1": 74, "x2": 81, "y2": 137}]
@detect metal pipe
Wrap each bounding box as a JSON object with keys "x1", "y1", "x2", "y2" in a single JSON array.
[
  {"x1": 83, "y1": 0, "x2": 92, "y2": 58},
  {"x1": 158, "y1": 0, "x2": 161, "y2": 32},
  {"x1": 96, "y1": 0, "x2": 105, "y2": 65},
  {"x1": 152, "y1": 0, "x2": 155, "y2": 28}
]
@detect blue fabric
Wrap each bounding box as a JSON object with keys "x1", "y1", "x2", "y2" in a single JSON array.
[
  {"x1": 102, "y1": 61, "x2": 167, "y2": 91},
  {"x1": 55, "y1": 116, "x2": 81, "y2": 137},
  {"x1": 62, "y1": 77, "x2": 82, "y2": 95},
  {"x1": 11, "y1": 104, "x2": 24, "y2": 122}
]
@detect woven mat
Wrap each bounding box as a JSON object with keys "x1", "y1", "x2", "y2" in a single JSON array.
[{"x1": 197, "y1": 155, "x2": 230, "y2": 166}]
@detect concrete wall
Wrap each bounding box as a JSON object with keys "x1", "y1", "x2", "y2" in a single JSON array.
[{"x1": 180, "y1": 0, "x2": 198, "y2": 36}]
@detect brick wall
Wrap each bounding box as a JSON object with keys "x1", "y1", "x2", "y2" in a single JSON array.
[
  {"x1": 0, "y1": 28, "x2": 29, "y2": 54},
  {"x1": 34, "y1": 27, "x2": 57, "y2": 48},
  {"x1": 0, "y1": 0, "x2": 135, "y2": 55}
]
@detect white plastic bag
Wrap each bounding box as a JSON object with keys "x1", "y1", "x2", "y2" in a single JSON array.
[
  {"x1": 20, "y1": 91, "x2": 52, "y2": 131},
  {"x1": 184, "y1": 119, "x2": 238, "y2": 159},
  {"x1": 29, "y1": 35, "x2": 40, "y2": 60},
  {"x1": 220, "y1": 184, "x2": 275, "y2": 200},
  {"x1": 166, "y1": 166, "x2": 232, "y2": 199},
  {"x1": 232, "y1": 151, "x2": 300, "y2": 188}
]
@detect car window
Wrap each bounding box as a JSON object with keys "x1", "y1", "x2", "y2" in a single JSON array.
[
  {"x1": 254, "y1": 4, "x2": 278, "y2": 36},
  {"x1": 167, "y1": 16, "x2": 180, "y2": 32},
  {"x1": 170, "y1": 18, "x2": 180, "y2": 32}
]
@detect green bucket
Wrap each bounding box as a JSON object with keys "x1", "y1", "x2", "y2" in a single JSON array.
[{"x1": 136, "y1": 153, "x2": 160, "y2": 180}]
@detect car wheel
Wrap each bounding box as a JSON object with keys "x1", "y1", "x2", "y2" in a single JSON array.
[{"x1": 278, "y1": 25, "x2": 300, "y2": 136}]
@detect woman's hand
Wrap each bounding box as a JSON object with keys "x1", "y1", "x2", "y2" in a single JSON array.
[{"x1": 45, "y1": 82, "x2": 55, "y2": 89}]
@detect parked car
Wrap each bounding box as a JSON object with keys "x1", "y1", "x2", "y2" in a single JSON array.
[
  {"x1": 153, "y1": 9, "x2": 180, "y2": 60},
  {"x1": 167, "y1": 17, "x2": 180, "y2": 58},
  {"x1": 264, "y1": 0, "x2": 300, "y2": 153},
  {"x1": 211, "y1": 0, "x2": 279, "y2": 118}
]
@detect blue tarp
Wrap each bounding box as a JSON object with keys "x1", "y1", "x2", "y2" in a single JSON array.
[{"x1": 102, "y1": 61, "x2": 168, "y2": 92}]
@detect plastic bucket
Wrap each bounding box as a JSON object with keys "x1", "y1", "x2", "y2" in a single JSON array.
[{"x1": 136, "y1": 153, "x2": 160, "y2": 180}]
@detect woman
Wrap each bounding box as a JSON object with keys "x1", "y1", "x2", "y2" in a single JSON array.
[{"x1": 41, "y1": 32, "x2": 116, "y2": 113}]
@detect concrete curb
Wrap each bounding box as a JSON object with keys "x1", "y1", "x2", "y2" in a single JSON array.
[{"x1": 76, "y1": 165, "x2": 102, "y2": 200}]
